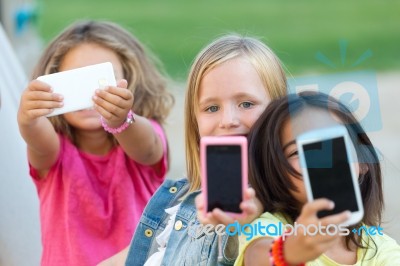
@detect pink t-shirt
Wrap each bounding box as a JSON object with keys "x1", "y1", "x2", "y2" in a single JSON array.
[{"x1": 30, "y1": 120, "x2": 167, "y2": 266}]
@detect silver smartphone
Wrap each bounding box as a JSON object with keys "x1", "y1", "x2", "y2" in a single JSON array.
[{"x1": 297, "y1": 125, "x2": 364, "y2": 226}]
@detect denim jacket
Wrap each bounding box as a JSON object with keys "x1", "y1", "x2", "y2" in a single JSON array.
[{"x1": 125, "y1": 178, "x2": 237, "y2": 266}]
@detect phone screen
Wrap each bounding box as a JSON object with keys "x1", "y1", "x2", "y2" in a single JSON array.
[
  {"x1": 303, "y1": 136, "x2": 359, "y2": 218},
  {"x1": 206, "y1": 145, "x2": 242, "y2": 213}
]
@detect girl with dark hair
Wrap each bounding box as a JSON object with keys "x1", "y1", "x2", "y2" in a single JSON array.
[{"x1": 235, "y1": 92, "x2": 400, "y2": 265}]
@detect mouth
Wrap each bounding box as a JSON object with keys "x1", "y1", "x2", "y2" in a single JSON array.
[
  {"x1": 74, "y1": 107, "x2": 96, "y2": 114},
  {"x1": 217, "y1": 133, "x2": 248, "y2": 137},
  {"x1": 72, "y1": 108, "x2": 98, "y2": 116}
]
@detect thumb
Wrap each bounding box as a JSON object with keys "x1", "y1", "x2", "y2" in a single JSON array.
[{"x1": 117, "y1": 79, "x2": 128, "y2": 89}]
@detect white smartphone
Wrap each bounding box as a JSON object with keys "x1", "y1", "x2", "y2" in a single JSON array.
[
  {"x1": 296, "y1": 125, "x2": 364, "y2": 226},
  {"x1": 37, "y1": 62, "x2": 116, "y2": 117},
  {"x1": 200, "y1": 136, "x2": 248, "y2": 216}
]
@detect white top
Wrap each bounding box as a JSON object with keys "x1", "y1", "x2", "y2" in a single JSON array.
[{"x1": 144, "y1": 204, "x2": 181, "y2": 266}]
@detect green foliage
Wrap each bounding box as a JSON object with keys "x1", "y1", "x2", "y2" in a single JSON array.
[{"x1": 38, "y1": 0, "x2": 400, "y2": 81}]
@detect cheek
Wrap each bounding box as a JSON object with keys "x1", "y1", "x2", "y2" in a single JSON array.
[
  {"x1": 196, "y1": 115, "x2": 211, "y2": 137},
  {"x1": 291, "y1": 178, "x2": 307, "y2": 204},
  {"x1": 354, "y1": 163, "x2": 360, "y2": 177},
  {"x1": 288, "y1": 157, "x2": 307, "y2": 204},
  {"x1": 288, "y1": 157, "x2": 301, "y2": 174},
  {"x1": 63, "y1": 113, "x2": 76, "y2": 125},
  {"x1": 63, "y1": 114, "x2": 83, "y2": 129},
  {"x1": 245, "y1": 108, "x2": 267, "y2": 128}
]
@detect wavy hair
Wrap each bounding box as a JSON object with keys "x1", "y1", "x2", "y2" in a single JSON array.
[{"x1": 31, "y1": 20, "x2": 174, "y2": 144}]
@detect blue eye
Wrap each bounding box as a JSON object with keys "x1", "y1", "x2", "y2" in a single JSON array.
[
  {"x1": 240, "y1": 102, "x2": 254, "y2": 108},
  {"x1": 206, "y1": 106, "x2": 219, "y2": 113}
]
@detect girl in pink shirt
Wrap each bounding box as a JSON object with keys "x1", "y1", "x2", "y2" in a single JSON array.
[{"x1": 17, "y1": 20, "x2": 174, "y2": 266}]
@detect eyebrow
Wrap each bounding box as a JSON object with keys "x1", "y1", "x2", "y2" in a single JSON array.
[
  {"x1": 198, "y1": 92, "x2": 261, "y2": 106},
  {"x1": 198, "y1": 97, "x2": 218, "y2": 107},
  {"x1": 282, "y1": 139, "x2": 296, "y2": 151}
]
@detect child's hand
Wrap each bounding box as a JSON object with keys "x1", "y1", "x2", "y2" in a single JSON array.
[
  {"x1": 283, "y1": 199, "x2": 351, "y2": 264},
  {"x1": 18, "y1": 80, "x2": 64, "y2": 125},
  {"x1": 195, "y1": 187, "x2": 262, "y2": 226},
  {"x1": 93, "y1": 79, "x2": 134, "y2": 128}
]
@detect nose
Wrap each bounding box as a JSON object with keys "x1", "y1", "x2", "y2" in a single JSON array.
[{"x1": 219, "y1": 106, "x2": 240, "y2": 129}]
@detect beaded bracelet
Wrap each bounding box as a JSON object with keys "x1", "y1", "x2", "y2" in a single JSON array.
[
  {"x1": 269, "y1": 230, "x2": 305, "y2": 266},
  {"x1": 101, "y1": 110, "x2": 135, "y2": 134}
]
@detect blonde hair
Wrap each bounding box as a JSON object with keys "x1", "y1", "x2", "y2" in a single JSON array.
[
  {"x1": 185, "y1": 34, "x2": 288, "y2": 192},
  {"x1": 31, "y1": 20, "x2": 174, "y2": 144}
]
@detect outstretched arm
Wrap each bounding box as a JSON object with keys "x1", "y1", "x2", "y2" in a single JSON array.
[
  {"x1": 242, "y1": 199, "x2": 350, "y2": 265},
  {"x1": 244, "y1": 237, "x2": 274, "y2": 266},
  {"x1": 17, "y1": 80, "x2": 62, "y2": 177},
  {"x1": 93, "y1": 79, "x2": 164, "y2": 166}
]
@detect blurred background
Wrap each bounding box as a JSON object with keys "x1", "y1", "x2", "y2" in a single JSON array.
[
  {"x1": 1, "y1": 0, "x2": 399, "y2": 265},
  {"x1": 3, "y1": 0, "x2": 400, "y2": 79}
]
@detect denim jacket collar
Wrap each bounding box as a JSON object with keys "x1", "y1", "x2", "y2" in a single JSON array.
[{"x1": 126, "y1": 178, "x2": 237, "y2": 266}]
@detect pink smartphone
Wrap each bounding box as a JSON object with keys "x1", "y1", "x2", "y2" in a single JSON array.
[{"x1": 200, "y1": 136, "x2": 248, "y2": 216}]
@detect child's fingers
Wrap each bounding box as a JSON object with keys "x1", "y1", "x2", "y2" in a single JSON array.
[
  {"x1": 198, "y1": 211, "x2": 219, "y2": 226},
  {"x1": 28, "y1": 80, "x2": 53, "y2": 92},
  {"x1": 301, "y1": 198, "x2": 334, "y2": 218},
  {"x1": 240, "y1": 201, "x2": 257, "y2": 216},
  {"x1": 20, "y1": 88, "x2": 63, "y2": 120},
  {"x1": 196, "y1": 209, "x2": 207, "y2": 224},
  {"x1": 320, "y1": 211, "x2": 351, "y2": 227},
  {"x1": 93, "y1": 94, "x2": 126, "y2": 118},
  {"x1": 26, "y1": 108, "x2": 55, "y2": 118},
  {"x1": 26, "y1": 91, "x2": 64, "y2": 102},
  {"x1": 100, "y1": 84, "x2": 133, "y2": 102},
  {"x1": 196, "y1": 194, "x2": 219, "y2": 225},
  {"x1": 94, "y1": 103, "x2": 115, "y2": 120},
  {"x1": 27, "y1": 100, "x2": 63, "y2": 110},
  {"x1": 239, "y1": 187, "x2": 259, "y2": 214},
  {"x1": 195, "y1": 194, "x2": 205, "y2": 212},
  {"x1": 244, "y1": 187, "x2": 256, "y2": 200},
  {"x1": 95, "y1": 89, "x2": 124, "y2": 106},
  {"x1": 95, "y1": 89, "x2": 132, "y2": 110},
  {"x1": 117, "y1": 79, "x2": 128, "y2": 89},
  {"x1": 210, "y1": 208, "x2": 235, "y2": 225},
  {"x1": 94, "y1": 103, "x2": 126, "y2": 127}
]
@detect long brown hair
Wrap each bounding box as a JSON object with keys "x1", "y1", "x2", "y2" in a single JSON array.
[
  {"x1": 31, "y1": 20, "x2": 174, "y2": 144},
  {"x1": 248, "y1": 91, "x2": 383, "y2": 250}
]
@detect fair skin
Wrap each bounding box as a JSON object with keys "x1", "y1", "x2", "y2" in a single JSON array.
[
  {"x1": 244, "y1": 109, "x2": 359, "y2": 266},
  {"x1": 196, "y1": 57, "x2": 270, "y2": 137},
  {"x1": 100, "y1": 56, "x2": 270, "y2": 266},
  {"x1": 195, "y1": 56, "x2": 270, "y2": 225},
  {"x1": 18, "y1": 42, "x2": 164, "y2": 178}
]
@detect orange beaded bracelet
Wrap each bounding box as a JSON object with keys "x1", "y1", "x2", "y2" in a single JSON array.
[{"x1": 269, "y1": 230, "x2": 305, "y2": 266}]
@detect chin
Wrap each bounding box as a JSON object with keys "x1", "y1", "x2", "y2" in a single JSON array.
[
  {"x1": 68, "y1": 119, "x2": 102, "y2": 131},
  {"x1": 84, "y1": 121, "x2": 103, "y2": 130}
]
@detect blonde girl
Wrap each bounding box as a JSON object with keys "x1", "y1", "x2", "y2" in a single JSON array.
[{"x1": 125, "y1": 34, "x2": 287, "y2": 265}]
